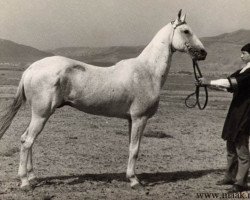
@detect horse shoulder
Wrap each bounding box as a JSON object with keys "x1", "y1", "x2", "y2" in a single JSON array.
[{"x1": 120, "y1": 61, "x2": 159, "y2": 117}]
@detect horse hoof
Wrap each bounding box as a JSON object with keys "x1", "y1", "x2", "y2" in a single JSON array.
[
  {"x1": 29, "y1": 177, "x2": 38, "y2": 187},
  {"x1": 20, "y1": 184, "x2": 33, "y2": 192},
  {"x1": 131, "y1": 183, "x2": 149, "y2": 195},
  {"x1": 131, "y1": 182, "x2": 143, "y2": 189},
  {"x1": 30, "y1": 179, "x2": 38, "y2": 187}
]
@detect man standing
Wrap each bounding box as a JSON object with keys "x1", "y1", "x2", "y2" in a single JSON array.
[{"x1": 199, "y1": 43, "x2": 250, "y2": 193}]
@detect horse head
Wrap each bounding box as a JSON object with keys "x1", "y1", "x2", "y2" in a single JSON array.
[{"x1": 171, "y1": 9, "x2": 207, "y2": 61}]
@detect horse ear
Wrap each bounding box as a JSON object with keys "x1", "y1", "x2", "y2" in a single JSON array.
[
  {"x1": 181, "y1": 14, "x2": 186, "y2": 22},
  {"x1": 177, "y1": 9, "x2": 182, "y2": 20}
]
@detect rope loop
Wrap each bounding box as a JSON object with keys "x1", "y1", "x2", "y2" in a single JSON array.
[{"x1": 185, "y1": 60, "x2": 208, "y2": 110}]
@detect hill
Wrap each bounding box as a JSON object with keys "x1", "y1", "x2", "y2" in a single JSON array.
[
  {"x1": 0, "y1": 39, "x2": 53, "y2": 64},
  {"x1": 202, "y1": 29, "x2": 250, "y2": 45}
]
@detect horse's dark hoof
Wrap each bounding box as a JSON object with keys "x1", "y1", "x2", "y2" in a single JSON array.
[
  {"x1": 131, "y1": 182, "x2": 143, "y2": 189},
  {"x1": 131, "y1": 183, "x2": 149, "y2": 195},
  {"x1": 29, "y1": 178, "x2": 39, "y2": 187},
  {"x1": 20, "y1": 184, "x2": 33, "y2": 192}
]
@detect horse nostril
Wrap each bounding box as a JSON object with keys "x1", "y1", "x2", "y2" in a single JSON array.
[
  {"x1": 200, "y1": 49, "x2": 207, "y2": 56},
  {"x1": 201, "y1": 49, "x2": 207, "y2": 54}
]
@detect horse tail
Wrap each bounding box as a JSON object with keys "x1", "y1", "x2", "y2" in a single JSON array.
[{"x1": 0, "y1": 75, "x2": 26, "y2": 139}]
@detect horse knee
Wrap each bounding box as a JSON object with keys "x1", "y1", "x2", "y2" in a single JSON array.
[
  {"x1": 20, "y1": 136, "x2": 26, "y2": 144},
  {"x1": 21, "y1": 137, "x2": 34, "y2": 150},
  {"x1": 20, "y1": 130, "x2": 28, "y2": 143}
]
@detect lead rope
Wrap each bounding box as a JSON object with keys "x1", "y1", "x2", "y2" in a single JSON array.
[{"x1": 185, "y1": 60, "x2": 208, "y2": 110}]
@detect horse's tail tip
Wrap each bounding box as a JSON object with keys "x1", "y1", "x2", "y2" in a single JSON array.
[{"x1": 0, "y1": 77, "x2": 26, "y2": 139}]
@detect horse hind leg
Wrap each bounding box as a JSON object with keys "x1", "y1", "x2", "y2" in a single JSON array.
[
  {"x1": 18, "y1": 113, "x2": 51, "y2": 190},
  {"x1": 18, "y1": 128, "x2": 36, "y2": 183},
  {"x1": 27, "y1": 147, "x2": 36, "y2": 184},
  {"x1": 17, "y1": 93, "x2": 58, "y2": 190}
]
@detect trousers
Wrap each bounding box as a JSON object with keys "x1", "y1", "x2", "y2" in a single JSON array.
[{"x1": 224, "y1": 133, "x2": 250, "y2": 186}]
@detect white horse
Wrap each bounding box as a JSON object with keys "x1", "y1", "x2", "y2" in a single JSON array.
[{"x1": 0, "y1": 10, "x2": 206, "y2": 190}]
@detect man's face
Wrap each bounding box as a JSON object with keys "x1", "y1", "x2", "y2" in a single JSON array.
[{"x1": 241, "y1": 51, "x2": 250, "y2": 63}]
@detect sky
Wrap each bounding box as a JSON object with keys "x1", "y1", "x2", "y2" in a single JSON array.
[{"x1": 0, "y1": 0, "x2": 249, "y2": 50}]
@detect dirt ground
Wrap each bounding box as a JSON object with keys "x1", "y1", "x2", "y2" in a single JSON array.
[{"x1": 0, "y1": 74, "x2": 238, "y2": 200}]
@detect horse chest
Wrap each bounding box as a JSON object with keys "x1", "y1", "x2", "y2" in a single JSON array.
[{"x1": 130, "y1": 91, "x2": 160, "y2": 117}]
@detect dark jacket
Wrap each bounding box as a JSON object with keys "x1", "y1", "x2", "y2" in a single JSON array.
[{"x1": 222, "y1": 68, "x2": 250, "y2": 141}]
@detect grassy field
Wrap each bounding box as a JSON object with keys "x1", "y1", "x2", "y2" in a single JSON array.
[{"x1": 0, "y1": 64, "x2": 237, "y2": 200}]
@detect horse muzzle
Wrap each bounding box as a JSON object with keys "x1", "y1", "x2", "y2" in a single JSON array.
[
  {"x1": 193, "y1": 49, "x2": 207, "y2": 61},
  {"x1": 185, "y1": 43, "x2": 207, "y2": 61}
]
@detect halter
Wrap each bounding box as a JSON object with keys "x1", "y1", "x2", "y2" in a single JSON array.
[
  {"x1": 170, "y1": 21, "x2": 208, "y2": 110},
  {"x1": 170, "y1": 20, "x2": 187, "y2": 53},
  {"x1": 171, "y1": 20, "x2": 186, "y2": 29}
]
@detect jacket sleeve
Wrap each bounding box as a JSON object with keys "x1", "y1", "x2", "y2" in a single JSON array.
[
  {"x1": 233, "y1": 70, "x2": 250, "y2": 93},
  {"x1": 226, "y1": 70, "x2": 240, "y2": 93},
  {"x1": 227, "y1": 77, "x2": 237, "y2": 93}
]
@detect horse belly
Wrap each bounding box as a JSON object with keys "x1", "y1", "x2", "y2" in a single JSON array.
[
  {"x1": 70, "y1": 98, "x2": 131, "y2": 118},
  {"x1": 65, "y1": 84, "x2": 132, "y2": 118}
]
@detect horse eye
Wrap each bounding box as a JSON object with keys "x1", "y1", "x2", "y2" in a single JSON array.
[{"x1": 184, "y1": 30, "x2": 190, "y2": 34}]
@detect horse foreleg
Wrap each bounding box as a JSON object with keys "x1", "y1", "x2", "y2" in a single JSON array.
[
  {"x1": 126, "y1": 116, "x2": 147, "y2": 188},
  {"x1": 128, "y1": 118, "x2": 132, "y2": 143}
]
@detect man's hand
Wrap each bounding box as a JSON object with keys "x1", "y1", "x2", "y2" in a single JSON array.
[{"x1": 196, "y1": 77, "x2": 210, "y2": 87}]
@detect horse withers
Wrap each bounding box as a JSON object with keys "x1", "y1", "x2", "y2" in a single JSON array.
[{"x1": 0, "y1": 10, "x2": 206, "y2": 190}]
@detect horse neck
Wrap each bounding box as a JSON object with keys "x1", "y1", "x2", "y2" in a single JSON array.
[{"x1": 137, "y1": 24, "x2": 174, "y2": 88}]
